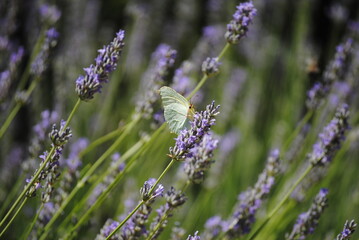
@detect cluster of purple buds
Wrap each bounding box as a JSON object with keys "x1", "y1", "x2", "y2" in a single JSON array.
[
  {"x1": 169, "y1": 101, "x2": 220, "y2": 183},
  {"x1": 225, "y1": 149, "x2": 280, "y2": 237},
  {"x1": 49, "y1": 120, "x2": 72, "y2": 147},
  {"x1": 76, "y1": 30, "x2": 125, "y2": 101},
  {"x1": 39, "y1": 4, "x2": 61, "y2": 25},
  {"x1": 119, "y1": 179, "x2": 164, "y2": 239},
  {"x1": 149, "y1": 187, "x2": 187, "y2": 239},
  {"x1": 225, "y1": 1, "x2": 257, "y2": 44},
  {"x1": 202, "y1": 57, "x2": 221, "y2": 77},
  {"x1": 306, "y1": 39, "x2": 353, "y2": 109},
  {"x1": 95, "y1": 219, "x2": 120, "y2": 240},
  {"x1": 187, "y1": 231, "x2": 201, "y2": 240},
  {"x1": 135, "y1": 44, "x2": 177, "y2": 119},
  {"x1": 309, "y1": 104, "x2": 350, "y2": 166},
  {"x1": 169, "y1": 101, "x2": 220, "y2": 161},
  {"x1": 0, "y1": 46, "x2": 24, "y2": 102},
  {"x1": 336, "y1": 220, "x2": 357, "y2": 240},
  {"x1": 286, "y1": 189, "x2": 329, "y2": 240},
  {"x1": 30, "y1": 28, "x2": 59, "y2": 77}
]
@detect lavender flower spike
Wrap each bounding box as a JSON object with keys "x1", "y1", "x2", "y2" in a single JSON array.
[
  {"x1": 76, "y1": 30, "x2": 125, "y2": 101},
  {"x1": 309, "y1": 104, "x2": 350, "y2": 166},
  {"x1": 286, "y1": 189, "x2": 329, "y2": 240},
  {"x1": 202, "y1": 57, "x2": 221, "y2": 77},
  {"x1": 169, "y1": 101, "x2": 220, "y2": 161},
  {"x1": 225, "y1": 149, "x2": 280, "y2": 238},
  {"x1": 336, "y1": 220, "x2": 357, "y2": 240},
  {"x1": 187, "y1": 231, "x2": 201, "y2": 240},
  {"x1": 225, "y1": 1, "x2": 257, "y2": 44}
]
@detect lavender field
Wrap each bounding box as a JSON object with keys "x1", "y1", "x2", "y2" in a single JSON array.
[{"x1": 1, "y1": 0, "x2": 359, "y2": 239}]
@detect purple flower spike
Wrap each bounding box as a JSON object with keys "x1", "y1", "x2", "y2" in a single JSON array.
[
  {"x1": 225, "y1": 1, "x2": 257, "y2": 44},
  {"x1": 76, "y1": 30, "x2": 125, "y2": 101},
  {"x1": 336, "y1": 220, "x2": 357, "y2": 240},
  {"x1": 309, "y1": 104, "x2": 349, "y2": 166},
  {"x1": 286, "y1": 189, "x2": 329, "y2": 240}
]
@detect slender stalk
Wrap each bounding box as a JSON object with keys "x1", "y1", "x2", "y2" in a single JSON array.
[
  {"x1": 105, "y1": 159, "x2": 177, "y2": 240},
  {"x1": 64, "y1": 138, "x2": 147, "y2": 238},
  {"x1": 0, "y1": 147, "x2": 54, "y2": 229},
  {"x1": 79, "y1": 125, "x2": 125, "y2": 158},
  {"x1": 0, "y1": 175, "x2": 25, "y2": 217},
  {"x1": 246, "y1": 165, "x2": 313, "y2": 240},
  {"x1": 186, "y1": 43, "x2": 231, "y2": 100},
  {"x1": 106, "y1": 200, "x2": 144, "y2": 240},
  {"x1": 282, "y1": 110, "x2": 313, "y2": 154},
  {"x1": 21, "y1": 204, "x2": 44, "y2": 240},
  {"x1": 0, "y1": 198, "x2": 27, "y2": 238},
  {"x1": 146, "y1": 212, "x2": 170, "y2": 240},
  {"x1": 0, "y1": 99, "x2": 81, "y2": 231},
  {"x1": 39, "y1": 116, "x2": 139, "y2": 240}
]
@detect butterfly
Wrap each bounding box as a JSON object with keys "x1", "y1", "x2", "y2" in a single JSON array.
[{"x1": 159, "y1": 86, "x2": 195, "y2": 134}]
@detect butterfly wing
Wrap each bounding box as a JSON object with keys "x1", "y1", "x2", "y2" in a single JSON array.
[
  {"x1": 164, "y1": 103, "x2": 189, "y2": 134},
  {"x1": 159, "y1": 86, "x2": 190, "y2": 108},
  {"x1": 159, "y1": 86, "x2": 191, "y2": 134}
]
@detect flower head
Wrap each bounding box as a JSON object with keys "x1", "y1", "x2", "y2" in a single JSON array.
[
  {"x1": 286, "y1": 189, "x2": 329, "y2": 240},
  {"x1": 309, "y1": 104, "x2": 350, "y2": 166},
  {"x1": 336, "y1": 220, "x2": 357, "y2": 240},
  {"x1": 225, "y1": 1, "x2": 257, "y2": 44},
  {"x1": 76, "y1": 30, "x2": 125, "y2": 101}
]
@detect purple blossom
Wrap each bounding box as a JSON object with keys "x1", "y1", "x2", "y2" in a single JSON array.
[
  {"x1": 135, "y1": 44, "x2": 177, "y2": 118},
  {"x1": 201, "y1": 57, "x2": 221, "y2": 77},
  {"x1": 203, "y1": 216, "x2": 227, "y2": 238},
  {"x1": 225, "y1": 1, "x2": 257, "y2": 44},
  {"x1": 187, "y1": 231, "x2": 201, "y2": 240},
  {"x1": 149, "y1": 187, "x2": 187, "y2": 239},
  {"x1": 171, "y1": 61, "x2": 195, "y2": 96},
  {"x1": 286, "y1": 189, "x2": 329, "y2": 240},
  {"x1": 76, "y1": 30, "x2": 125, "y2": 101},
  {"x1": 309, "y1": 104, "x2": 350, "y2": 166},
  {"x1": 96, "y1": 219, "x2": 120, "y2": 240},
  {"x1": 169, "y1": 101, "x2": 220, "y2": 161},
  {"x1": 336, "y1": 220, "x2": 357, "y2": 240},
  {"x1": 140, "y1": 178, "x2": 164, "y2": 202},
  {"x1": 30, "y1": 28, "x2": 59, "y2": 76},
  {"x1": 65, "y1": 138, "x2": 88, "y2": 172},
  {"x1": 307, "y1": 39, "x2": 353, "y2": 109},
  {"x1": 184, "y1": 133, "x2": 218, "y2": 184},
  {"x1": 49, "y1": 120, "x2": 72, "y2": 147},
  {"x1": 224, "y1": 149, "x2": 280, "y2": 237},
  {"x1": 39, "y1": 4, "x2": 61, "y2": 25}
]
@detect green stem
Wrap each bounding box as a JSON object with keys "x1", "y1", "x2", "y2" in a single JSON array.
[
  {"x1": 246, "y1": 165, "x2": 313, "y2": 240},
  {"x1": 105, "y1": 159, "x2": 177, "y2": 240},
  {"x1": 186, "y1": 43, "x2": 231, "y2": 100},
  {"x1": 64, "y1": 138, "x2": 147, "y2": 238},
  {"x1": 146, "y1": 211, "x2": 170, "y2": 240},
  {"x1": 0, "y1": 147, "x2": 55, "y2": 230},
  {"x1": 0, "y1": 99, "x2": 81, "y2": 231},
  {"x1": 0, "y1": 198, "x2": 27, "y2": 238},
  {"x1": 282, "y1": 110, "x2": 313, "y2": 154},
  {"x1": 0, "y1": 175, "x2": 25, "y2": 218},
  {"x1": 39, "y1": 116, "x2": 139, "y2": 240},
  {"x1": 79, "y1": 125, "x2": 124, "y2": 158},
  {"x1": 106, "y1": 200, "x2": 145, "y2": 240},
  {"x1": 21, "y1": 203, "x2": 44, "y2": 240}
]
